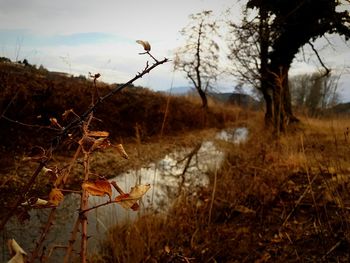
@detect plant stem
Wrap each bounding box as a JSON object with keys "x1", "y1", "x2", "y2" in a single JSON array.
[
  {"x1": 80, "y1": 152, "x2": 90, "y2": 263},
  {"x1": 63, "y1": 216, "x2": 81, "y2": 263}
]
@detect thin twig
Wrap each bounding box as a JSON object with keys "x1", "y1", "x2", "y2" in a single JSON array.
[
  {"x1": 45, "y1": 245, "x2": 68, "y2": 262},
  {"x1": 111, "y1": 181, "x2": 126, "y2": 195},
  {"x1": 178, "y1": 143, "x2": 202, "y2": 193},
  {"x1": 1, "y1": 115, "x2": 61, "y2": 131},
  {"x1": 0, "y1": 56, "x2": 168, "y2": 232},
  {"x1": 29, "y1": 208, "x2": 57, "y2": 262},
  {"x1": 29, "y1": 144, "x2": 83, "y2": 262},
  {"x1": 308, "y1": 41, "x2": 330, "y2": 77},
  {"x1": 208, "y1": 164, "x2": 218, "y2": 225},
  {"x1": 63, "y1": 217, "x2": 81, "y2": 263},
  {"x1": 0, "y1": 88, "x2": 20, "y2": 117},
  {"x1": 322, "y1": 241, "x2": 342, "y2": 260},
  {"x1": 79, "y1": 200, "x2": 119, "y2": 214},
  {"x1": 0, "y1": 161, "x2": 47, "y2": 230},
  {"x1": 55, "y1": 57, "x2": 169, "y2": 144}
]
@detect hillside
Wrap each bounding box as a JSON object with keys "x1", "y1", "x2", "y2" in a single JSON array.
[
  {"x1": 0, "y1": 61, "x2": 241, "y2": 155},
  {"x1": 1, "y1": 60, "x2": 350, "y2": 262}
]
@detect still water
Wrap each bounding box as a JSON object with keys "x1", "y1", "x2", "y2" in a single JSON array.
[{"x1": 1, "y1": 128, "x2": 248, "y2": 262}]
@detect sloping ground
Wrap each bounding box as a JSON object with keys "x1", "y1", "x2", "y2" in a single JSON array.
[
  {"x1": 0, "y1": 62, "x2": 241, "y2": 154},
  {"x1": 0, "y1": 61, "x2": 243, "y2": 175},
  {"x1": 0, "y1": 62, "x2": 249, "y2": 235},
  {"x1": 94, "y1": 117, "x2": 350, "y2": 262}
]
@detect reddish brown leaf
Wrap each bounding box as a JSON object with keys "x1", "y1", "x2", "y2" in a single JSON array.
[
  {"x1": 82, "y1": 180, "x2": 112, "y2": 198},
  {"x1": 48, "y1": 188, "x2": 64, "y2": 206},
  {"x1": 115, "y1": 184, "x2": 150, "y2": 210}
]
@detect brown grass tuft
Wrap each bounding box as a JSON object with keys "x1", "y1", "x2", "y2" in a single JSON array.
[{"x1": 94, "y1": 115, "x2": 350, "y2": 262}]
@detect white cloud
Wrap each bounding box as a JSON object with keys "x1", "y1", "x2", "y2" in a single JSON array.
[{"x1": 0, "y1": 0, "x2": 349, "y2": 100}]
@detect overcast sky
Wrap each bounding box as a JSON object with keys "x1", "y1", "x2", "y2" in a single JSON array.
[{"x1": 1, "y1": 0, "x2": 350, "y2": 101}]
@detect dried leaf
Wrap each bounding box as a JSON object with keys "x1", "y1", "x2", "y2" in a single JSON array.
[
  {"x1": 7, "y1": 239, "x2": 27, "y2": 263},
  {"x1": 87, "y1": 131, "x2": 109, "y2": 137},
  {"x1": 22, "y1": 146, "x2": 46, "y2": 162},
  {"x1": 79, "y1": 136, "x2": 96, "y2": 153},
  {"x1": 115, "y1": 184, "x2": 150, "y2": 210},
  {"x1": 48, "y1": 188, "x2": 64, "y2": 206},
  {"x1": 136, "y1": 40, "x2": 151, "y2": 51},
  {"x1": 254, "y1": 252, "x2": 271, "y2": 263},
  {"x1": 115, "y1": 144, "x2": 129, "y2": 159},
  {"x1": 21, "y1": 197, "x2": 49, "y2": 207},
  {"x1": 164, "y1": 245, "x2": 171, "y2": 254},
  {"x1": 91, "y1": 137, "x2": 111, "y2": 151},
  {"x1": 62, "y1": 109, "x2": 74, "y2": 119},
  {"x1": 234, "y1": 205, "x2": 256, "y2": 214},
  {"x1": 50, "y1": 117, "x2": 62, "y2": 129},
  {"x1": 82, "y1": 180, "x2": 112, "y2": 198}
]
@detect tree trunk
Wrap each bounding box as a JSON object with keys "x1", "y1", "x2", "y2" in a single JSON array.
[
  {"x1": 261, "y1": 86, "x2": 273, "y2": 125},
  {"x1": 269, "y1": 65, "x2": 299, "y2": 134},
  {"x1": 259, "y1": 7, "x2": 273, "y2": 126},
  {"x1": 196, "y1": 86, "x2": 208, "y2": 109}
]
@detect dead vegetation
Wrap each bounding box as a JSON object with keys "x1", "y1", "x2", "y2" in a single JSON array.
[{"x1": 93, "y1": 115, "x2": 350, "y2": 262}]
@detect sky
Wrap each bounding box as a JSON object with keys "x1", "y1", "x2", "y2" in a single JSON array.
[{"x1": 1, "y1": 0, "x2": 350, "y2": 101}]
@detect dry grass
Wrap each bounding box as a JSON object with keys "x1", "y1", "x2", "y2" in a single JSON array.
[
  {"x1": 0, "y1": 61, "x2": 252, "y2": 226},
  {"x1": 93, "y1": 114, "x2": 350, "y2": 262}
]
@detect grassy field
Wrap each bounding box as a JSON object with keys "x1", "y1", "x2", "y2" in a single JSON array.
[
  {"x1": 1, "y1": 61, "x2": 350, "y2": 262},
  {"x1": 91, "y1": 115, "x2": 350, "y2": 262}
]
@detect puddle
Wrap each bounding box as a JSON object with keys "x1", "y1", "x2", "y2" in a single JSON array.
[
  {"x1": 216, "y1": 127, "x2": 249, "y2": 144},
  {"x1": 1, "y1": 127, "x2": 248, "y2": 262}
]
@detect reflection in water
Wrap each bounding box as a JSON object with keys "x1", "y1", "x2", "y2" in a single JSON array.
[{"x1": 1, "y1": 128, "x2": 248, "y2": 261}]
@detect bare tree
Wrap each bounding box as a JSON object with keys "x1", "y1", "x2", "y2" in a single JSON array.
[
  {"x1": 227, "y1": 0, "x2": 350, "y2": 133},
  {"x1": 175, "y1": 10, "x2": 220, "y2": 109},
  {"x1": 290, "y1": 71, "x2": 341, "y2": 114}
]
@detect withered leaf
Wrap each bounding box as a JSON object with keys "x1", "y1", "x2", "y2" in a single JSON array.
[
  {"x1": 22, "y1": 146, "x2": 46, "y2": 162},
  {"x1": 62, "y1": 109, "x2": 74, "y2": 120},
  {"x1": 234, "y1": 205, "x2": 256, "y2": 214},
  {"x1": 79, "y1": 136, "x2": 111, "y2": 153},
  {"x1": 136, "y1": 40, "x2": 151, "y2": 51},
  {"x1": 48, "y1": 188, "x2": 64, "y2": 206},
  {"x1": 115, "y1": 144, "x2": 129, "y2": 159},
  {"x1": 7, "y1": 239, "x2": 27, "y2": 263},
  {"x1": 82, "y1": 180, "x2": 112, "y2": 198},
  {"x1": 79, "y1": 136, "x2": 96, "y2": 153},
  {"x1": 115, "y1": 184, "x2": 150, "y2": 210},
  {"x1": 87, "y1": 131, "x2": 109, "y2": 137},
  {"x1": 50, "y1": 117, "x2": 63, "y2": 129},
  {"x1": 21, "y1": 198, "x2": 48, "y2": 207},
  {"x1": 91, "y1": 137, "x2": 110, "y2": 151}
]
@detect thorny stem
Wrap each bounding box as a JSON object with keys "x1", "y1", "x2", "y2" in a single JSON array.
[
  {"x1": 80, "y1": 200, "x2": 119, "y2": 214},
  {"x1": 0, "y1": 56, "x2": 168, "y2": 232},
  {"x1": 80, "y1": 114, "x2": 94, "y2": 263},
  {"x1": 63, "y1": 217, "x2": 81, "y2": 263},
  {"x1": 80, "y1": 152, "x2": 90, "y2": 263},
  {"x1": 29, "y1": 208, "x2": 57, "y2": 262},
  {"x1": 78, "y1": 181, "x2": 125, "y2": 222},
  {"x1": 54, "y1": 57, "x2": 168, "y2": 146},
  {"x1": 29, "y1": 145, "x2": 83, "y2": 262},
  {"x1": 0, "y1": 161, "x2": 47, "y2": 230}
]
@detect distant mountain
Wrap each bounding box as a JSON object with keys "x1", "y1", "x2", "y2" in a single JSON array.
[
  {"x1": 165, "y1": 86, "x2": 195, "y2": 95},
  {"x1": 330, "y1": 102, "x2": 350, "y2": 114},
  {"x1": 209, "y1": 92, "x2": 261, "y2": 109}
]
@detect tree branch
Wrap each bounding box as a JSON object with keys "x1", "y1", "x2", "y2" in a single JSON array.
[
  {"x1": 0, "y1": 56, "x2": 168, "y2": 232},
  {"x1": 308, "y1": 41, "x2": 330, "y2": 77}
]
